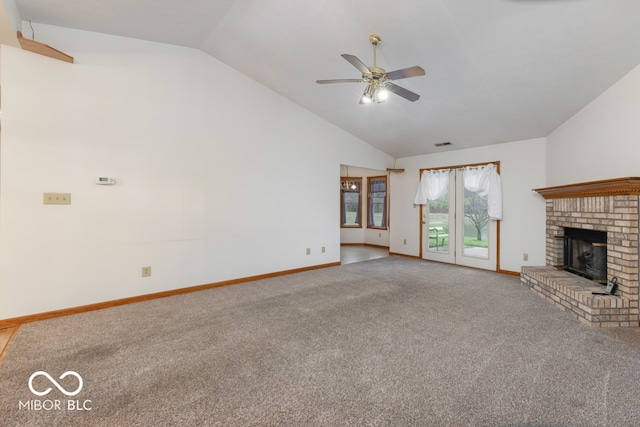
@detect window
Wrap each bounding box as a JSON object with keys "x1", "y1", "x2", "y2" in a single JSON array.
[
  {"x1": 341, "y1": 177, "x2": 362, "y2": 228},
  {"x1": 368, "y1": 176, "x2": 387, "y2": 229}
]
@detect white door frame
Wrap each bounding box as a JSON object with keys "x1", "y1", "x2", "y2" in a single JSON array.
[
  {"x1": 421, "y1": 170, "x2": 455, "y2": 264},
  {"x1": 419, "y1": 162, "x2": 501, "y2": 272}
]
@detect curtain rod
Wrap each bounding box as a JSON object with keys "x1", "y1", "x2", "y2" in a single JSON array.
[{"x1": 419, "y1": 161, "x2": 500, "y2": 174}]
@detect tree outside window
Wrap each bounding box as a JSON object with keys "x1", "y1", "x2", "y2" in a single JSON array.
[{"x1": 464, "y1": 189, "x2": 489, "y2": 242}]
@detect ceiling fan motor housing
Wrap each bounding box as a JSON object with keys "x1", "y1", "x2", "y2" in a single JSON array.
[{"x1": 363, "y1": 68, "x2": 389, "y2": 89}]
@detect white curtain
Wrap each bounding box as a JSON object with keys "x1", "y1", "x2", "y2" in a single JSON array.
[
  {"x1": 414, "y1": 169, "x2": 451, "y2": 204},
  {"x1": 462, "y1": 163, "x2": 502, "y2": 220}
]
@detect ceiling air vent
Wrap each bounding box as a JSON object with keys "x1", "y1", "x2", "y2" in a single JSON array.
[{"x1": 434, "y1": 142, "x2": 452, "y2": 147}]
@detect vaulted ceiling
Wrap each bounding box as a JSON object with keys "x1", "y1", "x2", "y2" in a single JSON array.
[{"x1": 2, "y1": 0, "x2": 640, "y2": 158}]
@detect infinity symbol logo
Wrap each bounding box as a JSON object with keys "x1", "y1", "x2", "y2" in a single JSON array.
[{"x1": 28, "y1": 371, "x2": 83, "y2": 397}]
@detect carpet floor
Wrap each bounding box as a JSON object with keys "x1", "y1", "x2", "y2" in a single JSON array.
[{"x1": 2, "y1": 256, "x2": 640, "y2": 426}]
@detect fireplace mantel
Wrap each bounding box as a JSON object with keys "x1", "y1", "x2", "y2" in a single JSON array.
[{"x1": 534, "y1": 177, "x2": 640, "y2": 199}]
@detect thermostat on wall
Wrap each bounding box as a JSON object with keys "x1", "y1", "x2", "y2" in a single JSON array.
[{"x1": 95, "y1": 177, "x2": 116, "y2": 185}]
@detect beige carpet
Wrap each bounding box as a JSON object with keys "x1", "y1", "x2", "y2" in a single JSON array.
[{"x1": 2, "y1": 256, "x2": 640, "y2": 426}]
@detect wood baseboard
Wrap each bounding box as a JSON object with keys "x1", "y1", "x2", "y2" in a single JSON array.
[
  {"x1": 408, "y1": 256, "x2": 521, "y2": 277},
  {"x1": 0, "y1": 326, "x2": 19, "y2": 365},
  {"x1": 499, "y1": 269, "x2": 521, "y2": 277},
  {"x1": 0, "y1": 321, "x2": 19, "y2": 329},
  {"x1": 389, "y1": 252, "x2": 420, "y2": 259},
  {"x1": 341, "y1": 243, "x2": 390, "y2": 249},
  {"x1": 363, "y1": 243, "x2": 389, "y2": 249},
  {"x1": 0, "y1": 262, "x2": 340, "y2": 327}
]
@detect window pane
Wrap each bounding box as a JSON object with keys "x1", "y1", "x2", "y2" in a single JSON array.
[
  {"x1": 368, "y1": 177, "x2": 387, "y2": 229},
  {"x1": 462, "y1": 188, "x2": 489, "y2": 259},
  {"x1": 428, "y1": 187, "x2": 450, "y2": 253},
  {"x1": 371, "y1": 195, "x2": 385, "y2": 226},
  {"x1": 343, "y1": 192, "x2": 360, "y2": 226},
  {"x1": 341, "y1": 178, "x2": 361, "y2": 228}
]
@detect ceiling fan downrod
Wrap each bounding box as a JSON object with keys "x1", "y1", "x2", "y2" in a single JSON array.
[{"x1": 369, "y1": 34, "x2": 381, "y2": 69}]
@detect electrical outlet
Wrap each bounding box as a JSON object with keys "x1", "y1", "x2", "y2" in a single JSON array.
[
  {"x1": 404, "y1": 239, "x2": 407, "y2": 245},
  {"x1": 43, "y1": 192, "x2": 71, "y2": 205},
  {"x1": 379, "y1": 233, "x2": 382, "y2": 238},
  {"x1": 523, "y1": 253, "x2": 528, "y2": 262},
  {"x1": 141, "y1": 266, "x2": 151, "y2": 277},
  {"x1": 321, "y1": 246, "x2": 326, "y2": 253},
  {"x1": 306, "y1": 248, "x2": 311, "y2": 255}
]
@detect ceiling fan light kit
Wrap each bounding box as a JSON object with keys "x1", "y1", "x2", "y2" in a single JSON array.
[
  {"x1": 317, "y1": 34, "x2": 425, "y2": 104},
  {"x1": 361, "y1": 84, "x2": 375, "y2": 104}
]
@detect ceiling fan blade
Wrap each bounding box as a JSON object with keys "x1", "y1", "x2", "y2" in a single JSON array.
[
  {"x1": 341, "y1": 54, "x2": 371, "y2": 75},
  {"x1": 386, "y1": 66, "x2": 426, "y2": 81},
  {"x1": 316, "y1": 79, "x2": 362, "y2": 84},
  {"x1": 386, "y1": 83, "x2": 420, "y2": 102}
]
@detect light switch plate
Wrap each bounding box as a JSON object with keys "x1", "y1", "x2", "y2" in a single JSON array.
[{"x1": 43, "y1": 193, "x2": 71, "y2": 205}]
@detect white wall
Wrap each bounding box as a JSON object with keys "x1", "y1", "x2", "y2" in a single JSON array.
[
  {"x1": 0, "y1": 24, "x2": 394, "y2": 319},
  {"x1": 390, "y1": 138, "x2": 547, "y2": 273},
  {"x1": 0, "y1": 0, "x2": 21, "y2": 40},
  {"x1": 547, "y1": 64, "x2": 640, "y2": 186},
  {"x1": 339, "y1": 166, "x2": 390, "y2": 247}
]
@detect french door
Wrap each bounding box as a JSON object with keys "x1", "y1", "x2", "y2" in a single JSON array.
[{"x1": 421, "y1": 169, "x2": 497, "y2": 271}]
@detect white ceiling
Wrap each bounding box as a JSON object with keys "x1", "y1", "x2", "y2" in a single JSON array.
[{"x1": 4, "y1": 0, "x2": 640, "y2": 158}]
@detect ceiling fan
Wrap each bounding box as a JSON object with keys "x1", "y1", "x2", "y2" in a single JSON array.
[{"x1": 317, "y1": 34, "x2": 425, "y2": 104}]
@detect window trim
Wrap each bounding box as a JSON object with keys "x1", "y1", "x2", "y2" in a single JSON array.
[
  {"x1": 367, "y1": 175, "x2": 388, "y2": 230},
  {"x1": 340, "y1": 177, "x2": 362, "y2": 228}
]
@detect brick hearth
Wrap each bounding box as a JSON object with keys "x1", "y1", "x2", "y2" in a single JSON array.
[{"x1": 521, "y1": 178, "x2": 640, "y2": 327}]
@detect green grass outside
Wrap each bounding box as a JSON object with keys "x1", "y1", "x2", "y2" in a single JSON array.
[
  {"x1": 344, "y1": 212, "x2": 358, "y2": 225},
  {"x1": 343, "y1": 211, "x2": 383, "y2": 227},
  {"x1": 463, "y1": 237, "x2": 488, "y2": 248},
  {"x1": 428, "y1": 237, "x2": 488, "y2": 248}
]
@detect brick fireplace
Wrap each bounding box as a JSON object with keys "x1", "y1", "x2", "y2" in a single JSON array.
[{"x1": 521, "y1": 178, "x2": 640, "y2": 327}]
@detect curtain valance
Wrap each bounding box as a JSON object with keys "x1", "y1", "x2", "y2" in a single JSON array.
[
  {"x1": 413, "y1": 169, "x2": 450, "y2": 204},
  {"x1": 413, "y1": 163, "x2": 502, "y2": 220},
  {"x1": 462, "y1": 164, "x2": 502, "y2": 220}
]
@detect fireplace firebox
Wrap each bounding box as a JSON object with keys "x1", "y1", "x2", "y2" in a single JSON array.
[{"x1": 563, "y1": 227, "x2": 607, "y2": 283}]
